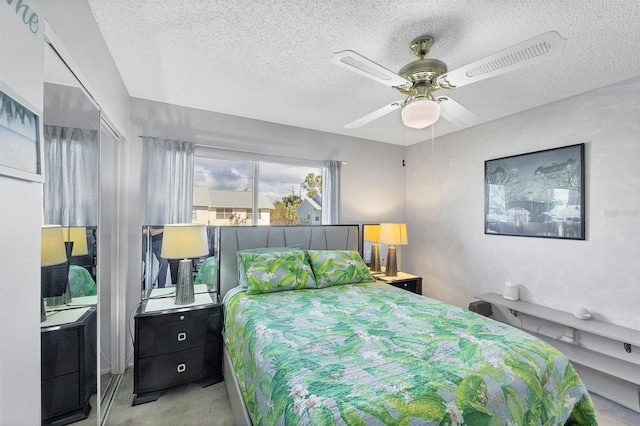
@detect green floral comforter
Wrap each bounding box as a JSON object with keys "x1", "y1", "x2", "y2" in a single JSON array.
[{"x1": 224, "y1": 282, "x2": 596, "y2": 425}]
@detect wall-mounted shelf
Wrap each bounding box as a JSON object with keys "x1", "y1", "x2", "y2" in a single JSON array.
[
  {"x1": 475, "y1": 293, "x2": 640, "y2": 350},
  {"x1": 476, "y1": 292, "x2": 640, "y2": 411}
]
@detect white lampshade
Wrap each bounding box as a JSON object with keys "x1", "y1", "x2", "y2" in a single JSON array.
[
  {"x1": 62, "y1": 227, "x2": 88, "y2": 256},
  {"x1": 401, "y1": 99, "x2": 441, "y2": 129},
  {"x1": 378, "y1": 223, "x2": 408, "y2": 246},
  {"x1": 41, "y1": 225, "x2": 68, "y2": 267},
  {"x1": 160, "y1": 224, "x2": 208, "y2": 259},
  {"x1": 363, "y1": 224, "x2": 380, "y2": 242}
]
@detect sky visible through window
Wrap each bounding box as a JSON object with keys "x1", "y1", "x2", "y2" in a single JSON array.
[{"x1": 194, "y1": 157, "x2": 322, "y2": 202}]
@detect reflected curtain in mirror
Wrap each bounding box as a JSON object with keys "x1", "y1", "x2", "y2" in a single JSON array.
[
  {"x1": 43, "y1": 125, "x2": 98, "y2": 226},
  {"x1": 144, "y1": 137, "x2": 195, "y2": 224},
  {"x1": 322, "y1": 160, "x2": 341, "y2": 224}
]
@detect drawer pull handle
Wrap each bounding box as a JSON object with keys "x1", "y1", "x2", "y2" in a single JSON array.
[
  {"x1": 177, "y1": 363, "x2": 186, "y2": 373},
  {"x1": 177, "y1": 332, "x2": 187, "y2": 342},
  {"x1": 403, "y1": 283, "x2": 408, "y2": 287}
]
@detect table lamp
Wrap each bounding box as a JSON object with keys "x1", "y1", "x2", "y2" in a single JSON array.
[
  {"x1": 63, "y1": 226, "x2": 88, "y2": 257},
  {"x1": 378, "y1": 223, "x2": 408, "y2": 277},
  {"x1": 364, "y1": 224, "x2": 382, "y2": 273},
  {"x1": 60, "y1": 226, "x2": 89, "y2": 303},
  {"x1": 41, "y1": 225, "x2": 68, "y2": 321},
  {"x1": 161, "y1": 223, "x2": 208, "y2": 305}
]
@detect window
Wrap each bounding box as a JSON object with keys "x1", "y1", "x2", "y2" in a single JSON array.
[
  {"x1": 215, "y1": 208, "x2": 234, "y2": 220},
  {"x1": 259, "y1": 161, "x2": 322, "y2": 226},
  {"x1": 193, "y1": 156, "x2": 323, "y2": 226},
  {"x1": 193, "y1": 158, "x2": 253, "y2": 226}
]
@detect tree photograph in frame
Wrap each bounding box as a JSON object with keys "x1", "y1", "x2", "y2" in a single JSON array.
[
  {"x1": 0, "y1": 87, "x2": 43, "y2": 183},
  {"x1": 485, "y1": 143, "x2": 585, "y2": 240}
]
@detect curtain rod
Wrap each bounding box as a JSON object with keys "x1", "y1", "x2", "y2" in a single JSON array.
[{"x1": 137, "y1": 135, "x2": 346, "y2": 165}]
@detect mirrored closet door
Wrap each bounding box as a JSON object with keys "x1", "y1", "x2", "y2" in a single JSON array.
[
  {"x1": 42, "y1": 39, "x2": 100, "y2": 424},
  {"x1": 97, "y1": 118, "x2": 122, "y2": 424},
  {"x1": 42, "y1": 28, "x2": 123, "y2": 425}
]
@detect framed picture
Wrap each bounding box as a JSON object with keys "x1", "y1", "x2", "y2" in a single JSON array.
[
  {"x1": 485, "y1": 143, "x2": 585, "y2": 240},
  {"x1": 0, "y1": 86, "x2": 43, "y2": 182}
]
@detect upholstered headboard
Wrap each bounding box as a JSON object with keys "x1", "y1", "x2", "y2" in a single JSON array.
[{"x1": 218, "y1": 225, "x2": 360, "y2": 298}]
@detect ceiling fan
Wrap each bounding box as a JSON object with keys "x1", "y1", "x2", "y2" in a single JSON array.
[{"x1": 330, "y1": 31, "x2": 566, "y2": 130}]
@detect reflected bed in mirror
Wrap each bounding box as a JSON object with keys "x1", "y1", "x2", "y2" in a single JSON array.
[{"x1": 141, "y1": 225, "x2": 219, "y2": 299}]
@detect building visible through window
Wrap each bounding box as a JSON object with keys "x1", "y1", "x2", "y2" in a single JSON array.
[{"x1": 193, "y1": 157, "x2": 323, "y2": 226}]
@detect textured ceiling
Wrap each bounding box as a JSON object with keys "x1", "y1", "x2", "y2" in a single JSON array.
[{"x1": 86, "y1": 0, "x2": 640, "y2": 145}]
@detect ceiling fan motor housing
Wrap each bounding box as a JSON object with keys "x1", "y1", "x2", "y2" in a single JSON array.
[{"x1": 397, "y1": 58, "x2": 448, "y2": 94}]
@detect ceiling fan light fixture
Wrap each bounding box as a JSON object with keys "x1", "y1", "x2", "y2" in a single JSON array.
[{"x1": 401, "y1": 98, "x2": 441, "y2": 129}]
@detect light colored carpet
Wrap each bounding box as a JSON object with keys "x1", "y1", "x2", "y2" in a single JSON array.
[
  {"x1": 102, "y1": 369, "x2": 638, "y2": 425},
  {"x1": 590, "y1": 392, "x2": 640, "y2": 426},
  {"x1": 105, "y1": 369, "x2": 233, "y2": 425}
]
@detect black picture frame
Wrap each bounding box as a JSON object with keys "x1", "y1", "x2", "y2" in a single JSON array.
[
  {"x1": 0, "y1": 86, "x2": 43, "y2": 183},
  {"x1": 484, "y1": 143, "x2": 585, "y2": 240}
]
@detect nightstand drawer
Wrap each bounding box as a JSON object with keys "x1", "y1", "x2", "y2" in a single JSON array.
[
  {"x1": 135, "y1": 344, "x2": 219, "y2": 392},
  {"x1": 41, "y1": 372, "x2": 80, "y2": 416},
  {"x1": 41, "y1": 331, "x2": 79, "y2": 379},
  {"x1": 391, "y1": 280, "x2": 417, "y2": 293},
  {"x1": 136, "y1": 307, "x2": 221, "y2": 358}
]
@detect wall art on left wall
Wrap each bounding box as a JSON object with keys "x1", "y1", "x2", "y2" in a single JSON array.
[
  {"x1": 0, "y1": 86, "x2": 43, "y2": 183},
  {"x1": 484, "y1": 143, "x2": 585, "y2": 240}
]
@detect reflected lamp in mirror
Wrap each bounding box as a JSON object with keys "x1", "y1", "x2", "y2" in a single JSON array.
[
  {"x1": 364, "y1": 225, "x2": 382, "y2": 273},
  {"x1": 63, "y1": 226, "x2": 88, "y2": 257},
  {"x1": 161, "y1": 224, "x2": 208, "y2": 305},
  {"x1": 41, "y1": 225, "x2": 68, "y2": 321},
  {"x1": 378, "y1": 223, "x2": 408, "y2": 277}
]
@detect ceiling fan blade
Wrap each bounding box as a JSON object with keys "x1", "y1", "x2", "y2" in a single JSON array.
[
  {"x1": 436, "y1": 31, "x2": 566, "y2": 89},
  {"x1": 345, "y1": 101, "x2": 404, "y2": 128},
  {"x1": 437, "y1": 96, "x2": 482, "y2": 128},
  {"x1": 330, "y1": 50, "x2": 410, "y2": 88}
]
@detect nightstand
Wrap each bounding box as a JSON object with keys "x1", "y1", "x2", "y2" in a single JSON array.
[
  {"x1": 374, "y1": 272, "x2": 423, "y2": 295},
  {"x1": 41, "y1": 306, "x2": 97, "y2": 425},
  {"x1": 133, "y1": 285, "x2": 223, "y2": 405}
]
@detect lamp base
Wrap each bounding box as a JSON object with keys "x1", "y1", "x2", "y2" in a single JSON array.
[
  {"x1": 175, "y1": 259, "x2": 195, "y2": 305},
  {"x1": 369, "y1": 244, "x2": 382, "y2": 273},
  {"x1": 385, "y1": 246, "x2": 398, "y2": 277}
]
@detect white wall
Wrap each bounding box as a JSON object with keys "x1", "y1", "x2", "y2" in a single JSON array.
[
  {"x1": 405, "y1": 77, "x2": 640, "y2": 330},
  {"x1": 0, "y1": 3, "x2": 45, "y2": 424}
]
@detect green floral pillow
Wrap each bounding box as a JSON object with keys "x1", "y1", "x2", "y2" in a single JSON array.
[
  {"x1": 238, "y1": 249, "x2": 316, "y2": 295},
  {"x1": 236, "y1": 246, "x2": 299, "y2": 288},
  {"x1": 306, "y1": 250, "x2": 373, "y2": 288}
]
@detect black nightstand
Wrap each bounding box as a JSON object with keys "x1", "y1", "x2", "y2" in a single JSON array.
[
  {"x1": 133, "y1": 286, "x2": 223, "y2": 405},
  {"x1": 41, "y1": 306, "x2": 97, "y2": 425},
  {"x1": 374, "y1": 272, "x2": 423, "y2": 295}
]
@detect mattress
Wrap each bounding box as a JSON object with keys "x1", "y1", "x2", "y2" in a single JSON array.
[{"x1": 224, "y1": 281, "x2": 596, "y2": 425}]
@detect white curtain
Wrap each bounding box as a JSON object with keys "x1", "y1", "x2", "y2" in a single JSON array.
[
  {"x1": 43, "y1": 125, "x2": 99, "y2": 226},
  {"x1": 144, "y1": 137, "x2": 195, "y2": 224},
  {"x1": 322, "y1": 160, "x2": 341, "y2": 224}
]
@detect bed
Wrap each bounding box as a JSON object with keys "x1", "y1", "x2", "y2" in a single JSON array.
[
  {"x1": 68, "y1": 264, "x2": 97, "y2": 297},
  {"x1": 220, "y1": 225, "x2": 596, "y2": 425}
]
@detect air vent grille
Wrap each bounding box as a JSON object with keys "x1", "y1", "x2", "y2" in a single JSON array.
[
  {"x1": 340, "y1": 57, "x2": 392, "y2": 81},
  {"x1": 465, "y1": 42, "x2": 552, "y2": 78}
]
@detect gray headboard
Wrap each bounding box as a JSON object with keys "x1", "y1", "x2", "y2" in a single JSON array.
[{"x1": 218, "y1": 225, "x2": 360, "y2": 298}]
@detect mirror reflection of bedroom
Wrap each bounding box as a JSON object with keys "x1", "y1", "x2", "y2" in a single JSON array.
[
  {"x1": 41, "y1": 40, "x2": 100, "y2": 425},
  {"x1": 141, "y1": 225, "x2": 219, "y2": 296}
]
